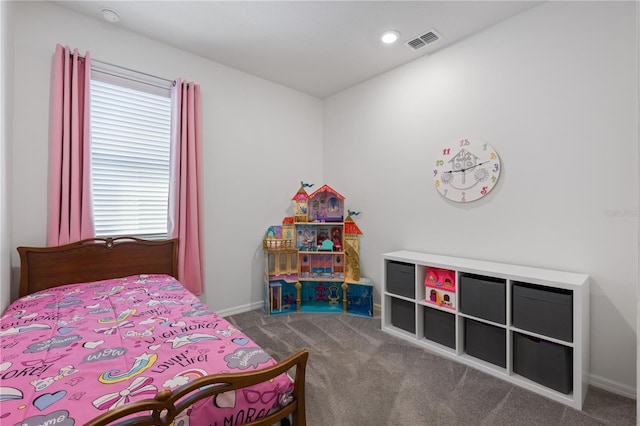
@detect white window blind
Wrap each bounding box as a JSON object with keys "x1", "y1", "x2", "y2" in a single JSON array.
[{"x1": 90, "y1": 64, "x2": 172, "y2": 240}]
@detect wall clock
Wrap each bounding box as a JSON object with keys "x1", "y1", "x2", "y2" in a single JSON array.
[{"x1": 434, "y1": 138, "x2": 501, "y2": 202}]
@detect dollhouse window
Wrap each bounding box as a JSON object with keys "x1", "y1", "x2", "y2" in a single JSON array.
[{"x1": 268, "y1": 254, "x2": 276, "y2": 274}]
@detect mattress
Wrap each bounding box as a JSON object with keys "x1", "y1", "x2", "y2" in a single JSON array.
[{"x1": 0, "y1": 274, "x2": 293, "y2": 425}]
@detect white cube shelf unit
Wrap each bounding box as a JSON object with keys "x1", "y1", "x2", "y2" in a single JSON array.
[{"x1": 381, "y1": 250, "x2": 590, "y2": 410}]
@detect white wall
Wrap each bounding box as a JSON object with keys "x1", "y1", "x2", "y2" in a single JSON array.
[
  {"x1": 637, "y1": 0, "x2": 640, "y2": 410},
  {"x1": 1, "y1": 1, "x2": 14, "y2": 312},
  {"x1": 323, "y1": 1, "x2": 638, "y2": 396},
  {"x1": 10, "y1": 1, "x2": 323, "y2": 312}
]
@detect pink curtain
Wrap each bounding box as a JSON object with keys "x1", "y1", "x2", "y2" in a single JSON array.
[
  {"x1": 169, "y1": 79, "x2": 204, "y2": 295},
  {"x1": 47, "y1": 44, "x2": 94, "y2": 246}
]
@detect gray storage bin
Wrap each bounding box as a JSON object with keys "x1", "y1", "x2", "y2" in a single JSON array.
[
  {"x1": 424, "y1": 307, "x2": 455, "y2": 349},
  {"x1": 386, "y1": 261, "x2": 415, "y2": 298},
  {"x1": 513, "y1": 332, "x2": 573, "y2": 394},
  {"x1": 391, "y1": 297, "x2": 415, "y2": 334},
  {"x1": 465, "y1": 318, "x2": 506, "y2": 368},
  {"x1": 512, "y1": 282, "x2": 573, "y2": 342},
  {"x1": 460, "y1": 273, "x2": 506, "y2": 324}
]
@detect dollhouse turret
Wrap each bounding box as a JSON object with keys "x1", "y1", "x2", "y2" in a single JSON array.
[
  {"x1": 262, "y1": 217, "x2": 297, "y2": 277},
  {"x1": 292, "y1": 182, "x2": 310, "y2": 223},
  {"x1": 344, "y1": 211, "x2": 363, "y2": 282}
]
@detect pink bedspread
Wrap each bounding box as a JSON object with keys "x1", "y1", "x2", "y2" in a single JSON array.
[{"x1": 0, "y1": 274, "x2": 293, "y2": 425}]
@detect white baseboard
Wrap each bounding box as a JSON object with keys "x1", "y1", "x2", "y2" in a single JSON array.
[
  {"x1": 589, "y1": 373, "x2": 637, "y2": 400},
  {"x1": 373, "y1": 302, "x2": 381, "y2": 316},
  {"x1": 217, "y1": 301, "x2": 263, "y2": 318}
]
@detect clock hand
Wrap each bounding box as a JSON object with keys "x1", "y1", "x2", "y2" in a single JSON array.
[
  {"x1": 443, "y1": 161, "x2": 490, "y2": 174},
  {"x1": 462, "y1": 160, "x2": 490, "y2": 172}
]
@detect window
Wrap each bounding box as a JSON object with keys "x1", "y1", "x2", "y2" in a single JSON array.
[{"x1": 90, "y1": 62, "x2": 172, "y2": 239}]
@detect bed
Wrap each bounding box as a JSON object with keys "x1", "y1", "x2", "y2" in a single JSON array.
[{"x1": 1, "y1": 237, "x2": 308, "y2": 426}]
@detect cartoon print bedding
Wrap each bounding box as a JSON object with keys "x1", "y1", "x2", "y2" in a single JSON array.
[{"x1": 0, "y1": 274, "x2": 293, "y2": 425}]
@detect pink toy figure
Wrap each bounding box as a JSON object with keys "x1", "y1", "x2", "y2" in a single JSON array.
[
  {"x1": 319, "y1": 204, "x2": 327, "y2": 220},
  {"x1": 314, "y1": 285, "x2": 328, "y2": 301}
]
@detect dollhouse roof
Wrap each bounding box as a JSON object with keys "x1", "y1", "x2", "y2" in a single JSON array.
[
  {"x1": 308, "y1": 185, "x2": 345, "y2": 200},
  {"x1": 265, "y1": 226, "x2": 278, "y2": 238},
  {"x1": 344, "y1": 215, "x2": 362, "y2": 235},
  {"x1": 292, "y1": 187, "x2": 309, "y2": 201},
  {"x1": 282, "y1": 217, "x2": 294, "y2": 224}
]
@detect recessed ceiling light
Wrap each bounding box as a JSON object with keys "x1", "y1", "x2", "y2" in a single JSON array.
[
  {"x1": 101, "y1": 8, "x2": 120, "y2": 23},
  {"x1": 381, "y1": 30, "x2": 400, "y2": 44}
]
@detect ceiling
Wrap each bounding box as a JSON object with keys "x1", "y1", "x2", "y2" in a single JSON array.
[{"x1": 51, "y1": 1, "x2": 543, "y2": 99}]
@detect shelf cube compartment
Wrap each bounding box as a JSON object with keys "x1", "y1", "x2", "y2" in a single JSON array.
[
  {"x1": 386, "y1": 261, "x2": 415, "y2": 298},
  {"x1": 464, "y1": 318, "x2": 506, "y2": 368},
  {"x1": 459, "y1": 273, "x2": 506, "y2": 324},
  {"x1": 512, "y1": 282, "x2": 573, "y2": 342},
  {"x1": 513, "y1": 332, "x2": 573, "y2": 394},
  {"x1": 391, "y1": 297, "x2": 415, "y2": 334},
  {"x1": 423, "y1": 306, "x2": 456, "y2": 349}
]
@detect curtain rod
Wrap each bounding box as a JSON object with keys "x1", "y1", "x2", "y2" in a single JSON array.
[{"x1": 91, "y1": 58, "x2": 174, "y2": 85}]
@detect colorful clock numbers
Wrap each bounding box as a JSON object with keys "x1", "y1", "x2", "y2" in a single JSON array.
[{"x1": 434, "y1": 138, "x2": 501, "y2": 202}]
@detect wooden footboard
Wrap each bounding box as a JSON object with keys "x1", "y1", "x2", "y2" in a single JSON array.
[{"x1": 85, "y1": 349, "x2": 309, "y2": 426}]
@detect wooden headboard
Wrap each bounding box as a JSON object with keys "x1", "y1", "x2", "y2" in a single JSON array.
[{"x1": 17, "y1": 237, "x2": 178, "y2": 297}]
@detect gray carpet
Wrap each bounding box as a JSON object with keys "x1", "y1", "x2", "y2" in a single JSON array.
[{"x1": 226, "y1": 310, "x2": 636, "y2": 426}]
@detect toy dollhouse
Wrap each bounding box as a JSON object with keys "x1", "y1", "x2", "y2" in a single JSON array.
[
  {"x1": 424, "y1": 267, "x2": 456, "y2": 309},
  {"x1": 263, "y1": 182, "x2": 372, "y2": 316}
]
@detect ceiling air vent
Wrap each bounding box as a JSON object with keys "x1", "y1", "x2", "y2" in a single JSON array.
[{"x1": 406, "y1": 30, "x2": 441, "y2": 50}]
